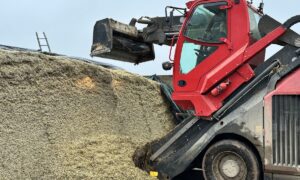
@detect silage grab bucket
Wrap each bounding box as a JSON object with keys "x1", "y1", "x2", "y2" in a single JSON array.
[{"x1": 91, "y1": 18, "x2": 155, "y2": 64}]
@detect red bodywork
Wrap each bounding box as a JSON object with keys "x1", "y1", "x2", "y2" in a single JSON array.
[
  {"x1": 264, "y1": 69, "x2": 300, "y2": 174},
  {"x1": 172, "y1": 0, "x2": 287, "y2": 118}
]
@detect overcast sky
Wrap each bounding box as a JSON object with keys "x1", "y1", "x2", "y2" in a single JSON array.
[{"x1": 0, "y1": 0, "x2": 299, "y2": 75}]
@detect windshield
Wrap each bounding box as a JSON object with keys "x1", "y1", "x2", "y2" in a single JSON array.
[{"x1": 184, "y1": 2, "x2": 227, "y2": 43}]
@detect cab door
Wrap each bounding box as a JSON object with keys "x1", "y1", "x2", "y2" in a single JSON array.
[{"x1": 173, "y1": 1, "x2": 231, "y2": 92}]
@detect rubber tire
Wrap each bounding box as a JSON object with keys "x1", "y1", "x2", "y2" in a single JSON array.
[{"x1": 202, "y1": 140, "x2": 260, "y2": 180}]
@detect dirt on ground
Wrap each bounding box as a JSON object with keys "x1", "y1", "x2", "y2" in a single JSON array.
[{"x1": 0, "y1": 49, "x2": 175, "y2": 179}]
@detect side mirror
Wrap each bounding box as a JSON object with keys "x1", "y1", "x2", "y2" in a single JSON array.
[{"x1": 162, "y1": 61, "x2": 173, "y2": 71}]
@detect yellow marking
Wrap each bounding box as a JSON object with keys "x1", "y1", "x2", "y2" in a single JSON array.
[{"x1": 149, "y1": 171, "x2": 158, "y2": 177}]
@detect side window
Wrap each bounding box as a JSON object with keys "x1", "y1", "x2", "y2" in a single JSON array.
[
  {"x1": 180, "y1": 41, "x2": 218, "y2": 74},
  {"x1": 248, "y1": 8, "x2": 262, "y2": 41},
  {"x1": 184, "y1": 2, "x2": 228, "y2": 43}
]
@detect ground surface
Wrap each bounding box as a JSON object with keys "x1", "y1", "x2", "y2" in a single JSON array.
[{"x1": 0, "y1": 49, "x2": 175, "y2": 179}]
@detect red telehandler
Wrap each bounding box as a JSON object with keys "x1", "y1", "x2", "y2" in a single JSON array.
[{"x1": 91, "y1": 0, "x2": 300, "y2": 179}]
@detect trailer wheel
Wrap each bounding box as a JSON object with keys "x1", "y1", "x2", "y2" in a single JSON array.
[{"x1": 202, "y1": 140, "x2": 260, "y2": 180}]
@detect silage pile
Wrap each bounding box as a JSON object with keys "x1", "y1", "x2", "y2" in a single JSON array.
[{"x1": 0, "y1": 48, "x2": 174, "y2": 179}]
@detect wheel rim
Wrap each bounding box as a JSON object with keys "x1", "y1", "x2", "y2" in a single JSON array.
[{"x1": 212, "y1": 151, "x2": 247, "y2": 180}]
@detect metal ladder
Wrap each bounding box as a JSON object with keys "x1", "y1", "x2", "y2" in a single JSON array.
[{"x1": 36, "y1": 32, "x2": 51, "y2": 52}]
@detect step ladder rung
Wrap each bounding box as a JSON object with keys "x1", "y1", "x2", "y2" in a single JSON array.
[{"x1": 36, "y1": 32, "x2": 51, "y2": 53}]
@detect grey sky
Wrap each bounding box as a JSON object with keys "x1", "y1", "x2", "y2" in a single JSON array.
[{"x1": 0, "y1": 0, "x2": 299, "y2": 75}]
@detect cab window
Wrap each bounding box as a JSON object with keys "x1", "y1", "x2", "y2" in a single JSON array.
[
  {"x1": 248, "y1": 7, "x2": 262, "y2": 41},
  {"x1": 180, "y1": 42, "x2": 218, "y2": 74},
  {"x1": 184, "y1": 2, "x2": 228, "y2": 43}
]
